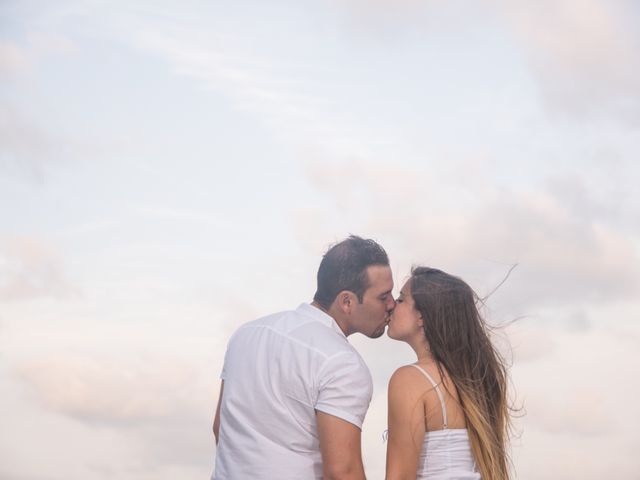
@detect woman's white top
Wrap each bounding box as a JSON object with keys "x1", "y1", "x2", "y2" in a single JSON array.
[{"x1": 410, "y1": 364, "x2": 481, "y2": 480}]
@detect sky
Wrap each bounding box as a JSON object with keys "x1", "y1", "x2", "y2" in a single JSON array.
[{"x1": 1, "y1": 1, "x2": 639, "y2": 478}]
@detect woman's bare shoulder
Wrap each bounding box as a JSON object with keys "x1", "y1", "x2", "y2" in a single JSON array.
[
  {"x1": 388, "y1": 364, "x2": 431, "y2": 393},
  {"x1": 387, "y1": 366, "x2": 423, "y2": 414}
]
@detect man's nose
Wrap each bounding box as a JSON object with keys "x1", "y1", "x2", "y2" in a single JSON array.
[{"x1": 387, "y1": 297, "x2": 396, "y2": 310}]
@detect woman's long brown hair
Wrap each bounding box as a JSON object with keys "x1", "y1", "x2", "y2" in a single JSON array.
[{"x1": 410, "y1": 267, "x2": 511, "y2": 480}]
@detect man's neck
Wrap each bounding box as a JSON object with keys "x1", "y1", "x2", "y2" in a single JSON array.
[
  {"x1": 310, "y1": 301, "x2": 350, "y2": 336},
  {"x1": 310, "y1": 300, "x2": 328, "y2": 314}
]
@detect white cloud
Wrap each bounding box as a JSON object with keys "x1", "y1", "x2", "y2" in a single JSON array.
[
  {"x1": 0, "y1": 354, "x2": 215, "y2": 480},
  {"x1": 16, "y1": 354, "x2": 200, "y2": 423},
  {"x1": 1, "y1": 3, "x2": 638, "y2": 479},
  {"x1": 118, "y1": 12, "x2": 396, "y2": 160},
  {"x1": 0, "y1": 236, "x2": 78, "y2": 301},
  {"x1": 333, "y1": 0, "x2": 640, "y2": 123},
  {"x1": 0, "y1": 103, "x2": 55, "y2": 181},
  {"x1": 134, "y1": 206, "x2": 233, "y2": 229},
  {"x1": 303, "y1": 159, "x2": 640, "y2": 311},
  {"x1": 498, "y1": 0, "x2": 640, "y2": 122},
  {"x1": 25, "y1": 30, "x2": 77, "y2": 56},
  {"x1": 504, "y1": 321, "x2": 556, "y2": 363},
  {"x1": 0, "y1": 29, "x2": 77, "y2": 77},
  {"x1": 509, "y1": 322, "x2": 640, "y2": 479},
  {"x1": 0, "y1": 41, "x2": 30, "y2": 76}
]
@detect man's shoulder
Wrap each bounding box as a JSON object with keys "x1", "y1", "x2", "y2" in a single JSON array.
[
  {"x1": 315, "y1": 339, "x2": 371, "y2": 386},
  {"x1": 321, "y1": 346, "x2": 371, "y2": 374},
  {"x1": 233, "y1": 308, "x2": 294, "y2": 330},
  {"x1": 228, "y1": 305, "x2": 355, "y2": 356},
  {"x1": 226, "y1": 307, "x2": 313, "y2": 342}
]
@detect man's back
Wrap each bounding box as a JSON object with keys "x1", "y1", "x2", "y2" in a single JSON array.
[{"x1": 213, "y1": 303, "x2": 373, "y2": 480}]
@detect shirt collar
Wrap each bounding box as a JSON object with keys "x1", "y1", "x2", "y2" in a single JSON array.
[{"x1": 296, "y1": 303, "x2": 347, "y2": 339}]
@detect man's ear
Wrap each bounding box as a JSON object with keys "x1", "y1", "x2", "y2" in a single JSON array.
[{"x1": 337, "y1": 290, "x2": 355, "y2": 314}]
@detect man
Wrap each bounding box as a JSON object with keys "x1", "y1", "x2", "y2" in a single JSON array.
[{"x1": 212, "y1": 235, "x2": 395, "y2": 479}]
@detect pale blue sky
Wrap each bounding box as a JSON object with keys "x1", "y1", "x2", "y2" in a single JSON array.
[{"x1": 1, "y1": 1, "x2": 640, "y2": 479}]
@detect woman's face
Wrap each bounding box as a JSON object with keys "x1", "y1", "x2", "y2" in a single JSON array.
[{"x1": 387, "y1": 280, "x2": 423, "y2": 341}]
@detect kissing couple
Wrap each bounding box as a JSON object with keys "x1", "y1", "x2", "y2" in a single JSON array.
[{"x1": 212, "y1": 235, "x2": 510, "y2": 480}]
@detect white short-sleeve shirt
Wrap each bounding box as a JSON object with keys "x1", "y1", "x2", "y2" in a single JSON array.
[{"x1": 213, "y1": 303, "x2": 373, "y2": 480}]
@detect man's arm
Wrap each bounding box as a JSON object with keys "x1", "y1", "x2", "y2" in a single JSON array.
[
  {"x1": 317, "y1": 410, "x2": 366, "y2": 480},
  {"x1": 213, "y1": 380, "x2": 224, "y2": 444}
]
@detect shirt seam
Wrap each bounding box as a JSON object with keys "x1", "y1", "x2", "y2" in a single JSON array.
[
  {"x1": 240, "y1": 323, "x2": 349, "y2": 360},
  {"x1": 295, "y1": 304, "x2": 346, "y2": 338},
  {"x1": 317, "y1": 350, "x2": 362, "y2": 381},
  {"x1": 315, "y1": 404, "x2": 363, "y2": 429}
]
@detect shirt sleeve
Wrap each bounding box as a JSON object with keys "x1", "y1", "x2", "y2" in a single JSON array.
[
  {"x1": 220, "y1": 327, "x2": 241, "y2": 381},
  {"x1": 314, "y1": 351, "x2": 373, "y2": 429}
]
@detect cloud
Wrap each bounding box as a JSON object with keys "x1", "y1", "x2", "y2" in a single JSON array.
[
  {"x1": 333, "y1": 0, "x2": 640, "y2": 123},
  {"x1": 15, "y1": 352, "x2": 210, "y2": 425},
  {"x1": 0, "y1": 30, "x2": 77, "y2": 78},
  {"x1": 1, "y1": 353, "x2": 215, "y2": 480},
  {"x1": 303, "y1": 159, "x2": 640, "y2": 311},
  {"x1": 25, "y1": 30, "x2": 77, "y2": 56},
  {"x1": 0, "y1": 97, "x2": 125, "y2": 184},
  {"x1": 0, "y1": 30, "x2": 80, "y2": 181},
  {"x1": 334, "y1": 0, "x2": 434, "y2": 32},
  {"x1": 135, "y1": 206, "x2": 233, "y2": 229},
  {"x1": 0, "y1": 236, "x2": 77, "y2": 301},
  {"x1": 546, "y1": 168, "x2": 640, "y2": 236},
  {"x1": 353, "y1": 313, "x2": 640, "y2": 480},
  {"x1": 508, "y1": 322, "x2": 640, "y2": 479},
  {"x1": 525, "y1": 389, "x2": 611, "y2": 436},
  {"x1": 120, "y1": 13, "x2": 394, "y2": 159},
  {"x1": 456, "y1": 189, "x2": 639, "y2": 309},
  {"x1": 0, "y1": 41, "x2": 30, "y2": 76},
  {"x1": 55, "y1": 219, "x2": 120, "y2": 239},
  {"x1": 498, "y1": 0, "x2": 640, "y2": 123},
  {"x1": 503, "y1": 321, "x2": 556, "y2": 363},
  {"x1": 0, "y1": 473, "x2": 60, "y2": 480},
  {"x1": 132, "y1": 26, "x2": 324, "y2": 135},
  {"x1": 331, "y1": 0, "x2": 499, "y2": 43},
  {"x1": 0, "y1": 103, "x2": 56, "y2": 182}
]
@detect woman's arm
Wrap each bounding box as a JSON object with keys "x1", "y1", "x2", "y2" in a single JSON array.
[{"x1": 385, "y1": 366, "x2": 427, "y2": 480}]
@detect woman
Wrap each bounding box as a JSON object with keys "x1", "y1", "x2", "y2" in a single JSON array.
[{"x1": 385, "y1": 267, "x2": 510, "y2": 480}]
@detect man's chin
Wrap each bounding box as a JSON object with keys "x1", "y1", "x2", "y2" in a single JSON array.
[{"x1": 369, "y1": 324, "x2": 387, "y2": 339}]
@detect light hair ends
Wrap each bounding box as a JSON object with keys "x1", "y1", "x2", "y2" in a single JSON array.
[{"x1": 410, "y1": 267, "x2": 512, "y2": 480}]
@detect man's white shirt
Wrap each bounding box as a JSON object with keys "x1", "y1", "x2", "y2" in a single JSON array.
[{"x1": 213, "y1": 303, "x2": 373, "y2": 480}]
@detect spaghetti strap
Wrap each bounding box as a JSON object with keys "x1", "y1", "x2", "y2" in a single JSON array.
[{"x1": 409, "y1": 364, "x2": 448, "y2": 429}]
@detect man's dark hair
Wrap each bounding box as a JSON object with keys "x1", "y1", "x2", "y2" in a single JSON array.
[{"x1": 313, "y1": 235, "x2": 389, "y2": 309}]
